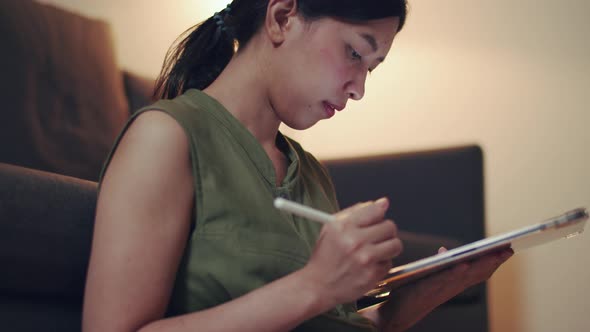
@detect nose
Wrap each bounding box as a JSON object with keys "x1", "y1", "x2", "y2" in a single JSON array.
[{"x1": 345, "y1": 70, "x2": 367, "y2": 101}]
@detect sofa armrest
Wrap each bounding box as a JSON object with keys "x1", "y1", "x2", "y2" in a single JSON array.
[{"x1": 0, "y1": 163, "x2": 96, "y2": 299}]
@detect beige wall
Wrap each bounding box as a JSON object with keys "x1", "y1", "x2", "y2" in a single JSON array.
[{"x1": 38, "y1": 0, "x2": 590, "y2": 331}]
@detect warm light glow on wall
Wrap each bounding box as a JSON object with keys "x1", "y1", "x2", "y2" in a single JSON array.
[{"x1": 198, "y1": 0, "x2": 232, "y2": 17}]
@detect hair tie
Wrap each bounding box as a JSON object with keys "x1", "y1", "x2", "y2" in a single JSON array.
[{"x1": 213, "y1": 4, "x2": 233, "y2": 37}]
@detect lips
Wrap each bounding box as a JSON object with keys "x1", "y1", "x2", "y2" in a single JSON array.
[
  {"x1": 323, "y1": 101, "x2": 345, "y2": 119},
  {"x1": 323, "y1": 102, "x2": 336, "y2": 118}
]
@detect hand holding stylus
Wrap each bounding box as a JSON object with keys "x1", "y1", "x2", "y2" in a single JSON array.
[{"x1": 275, "y1": 197, "x2": 403, "y2": 307}]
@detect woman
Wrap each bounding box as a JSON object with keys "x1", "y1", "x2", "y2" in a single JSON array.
[{"x1": 82, "y1": 0, "x2": 512, "y2": 331}]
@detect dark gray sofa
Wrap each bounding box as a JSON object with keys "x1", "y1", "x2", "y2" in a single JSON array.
[{"x1": 0, "y1": 163, "x2": 97, "y2": 332}]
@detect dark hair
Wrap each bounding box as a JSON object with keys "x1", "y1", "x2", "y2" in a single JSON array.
[{"x1": 153, "y1": 0, "x2": 409, "y2": 99}]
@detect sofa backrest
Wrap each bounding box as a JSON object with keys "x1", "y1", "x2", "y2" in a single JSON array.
[
  {"x1": 0, "y1": 0, "x2": 129, "y2": 181},
  {"x1": 323, "y1": 145, "x2": 485, "y2": 244}
]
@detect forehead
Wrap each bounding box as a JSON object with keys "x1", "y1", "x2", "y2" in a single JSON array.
[{"x1": 308, "y1": 16, "x2": 399, "y2": 53}]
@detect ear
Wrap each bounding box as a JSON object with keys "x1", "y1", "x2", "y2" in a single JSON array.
[{"x1": 264, "y1": 0, "x2": 299, "y2": 45}]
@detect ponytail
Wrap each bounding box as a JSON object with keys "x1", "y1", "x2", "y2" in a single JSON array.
[{"x1": 153, "y1": 9, "x2": 236, "y2": 99}]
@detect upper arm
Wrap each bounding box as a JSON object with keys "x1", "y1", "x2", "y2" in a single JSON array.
[{"x1": 83, "y1": 111, "x2": 195, "y2": 332}]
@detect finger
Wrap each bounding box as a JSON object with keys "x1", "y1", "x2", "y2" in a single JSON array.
[
  {"x1": 336, "y1": 197, "x2": 389, "y2": 227},
  {"x1": 463, "y1": 249, "x2": 514, "y2": 285},
  {"x1": 374, "y1": 259, "x2": 394, "y2": 279},
  {"x1": 400, "y1": 263, "x2": 464, "y2": 300},
  {"x1": 370, "y1": 258, "x2": 395, "y2": 274},
  {"x1": 364, "y1": 237, "x2": 404, "y2": 264},
  {"x1": 359, "y1": 259, "x2": 393, "y2": 289},
  {"x1": 436, "y1": 249, "x2": 512, "y2": 292},
  {"x1": 438, "y1": 247, "x2": 447, "y2": 254},
  {"x1": 475, "y1": 249, "x2": 513, "y2": 271},
  {"x1": 358, "y1": 219, "x2": 398, "y2": 244},
  {"x1": 501, "y1": 248, "x2": 515, "y2": 260}
]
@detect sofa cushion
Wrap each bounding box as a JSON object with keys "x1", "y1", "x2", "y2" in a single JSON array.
[
  {"x1": 0, "y1": 0, "x2": 129, "y2": 181},
  {"x1": 0, "y1": 163, "x2": 96, "y2": 298}
]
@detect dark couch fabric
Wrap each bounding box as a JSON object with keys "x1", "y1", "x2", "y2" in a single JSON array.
[
  {"x1": 0, "y1": 163, "x2": 96, "y2": 331},
  {"x1": 0, "y1": 0, "x2": 131, "y2": 181},
  {"x1": 0, "y1": 163, "x2": 96, "y2": 298}
]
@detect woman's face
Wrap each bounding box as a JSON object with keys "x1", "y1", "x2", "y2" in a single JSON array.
[{"x1": 267, "y1": 15, "x2": 400, "y2": 130}]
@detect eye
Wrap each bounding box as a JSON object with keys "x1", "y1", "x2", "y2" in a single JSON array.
[
  {"x1": 347, "y1": 44, "x2": 373, "y2": 74},
  {"x1": 347, "y1": 45, "x2": 362, "y2": 62}
]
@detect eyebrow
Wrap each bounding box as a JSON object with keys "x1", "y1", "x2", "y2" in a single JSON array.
[
  {"x1": 359, "y1": 33, "x2": 385, "y2": 62},
  {"x1": 360, "y1": 33, "x2": 378, "y2": 52}
]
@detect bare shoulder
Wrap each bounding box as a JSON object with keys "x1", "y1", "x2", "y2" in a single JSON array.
[
  {"x1": 122, "y1": 110, "x2": 189, "y2": 156},
  {"x1": 107, "y1": 110, "x2": 191, "y2": 181},
  {"x1": 99, "y1": 109, "x2": 194, "y2": 220}
]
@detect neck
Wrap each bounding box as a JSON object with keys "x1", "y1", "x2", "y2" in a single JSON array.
[{"x1": 203, "y1": 38, "x2": 280, "y2": 151}]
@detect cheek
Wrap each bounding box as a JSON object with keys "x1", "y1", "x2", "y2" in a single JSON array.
[
  {"x1": 317, "y1": 46, "x2": 340, "y2": 71},
  {"x1": 316, "y1": 47, "x2": 349, "y2": 85},
  {"x1": 317, "y1": 46, "x2": 333, "y2": 64}
]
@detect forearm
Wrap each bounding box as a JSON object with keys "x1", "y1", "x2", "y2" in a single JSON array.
[{"x1": 138, "y1": 268, "x2": 330, "y2": 332}]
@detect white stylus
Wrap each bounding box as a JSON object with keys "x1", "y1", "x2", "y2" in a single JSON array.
[{"x1": 273, "y1": 197, "x2": 336, "y2": 224}]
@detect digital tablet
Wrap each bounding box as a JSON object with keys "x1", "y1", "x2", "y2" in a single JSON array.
[{"x1": 365, "y1": 207, "x2": 588, "y2": 299}]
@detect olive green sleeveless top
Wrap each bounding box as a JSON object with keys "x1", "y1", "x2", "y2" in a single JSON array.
[{"x1": 100, "y1": 89, "x2": 377, "y2": 331}]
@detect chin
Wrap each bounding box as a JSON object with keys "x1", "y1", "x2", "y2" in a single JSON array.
[{"x1": 283, "y1": 119, "x2": 318, "y2": 131}]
